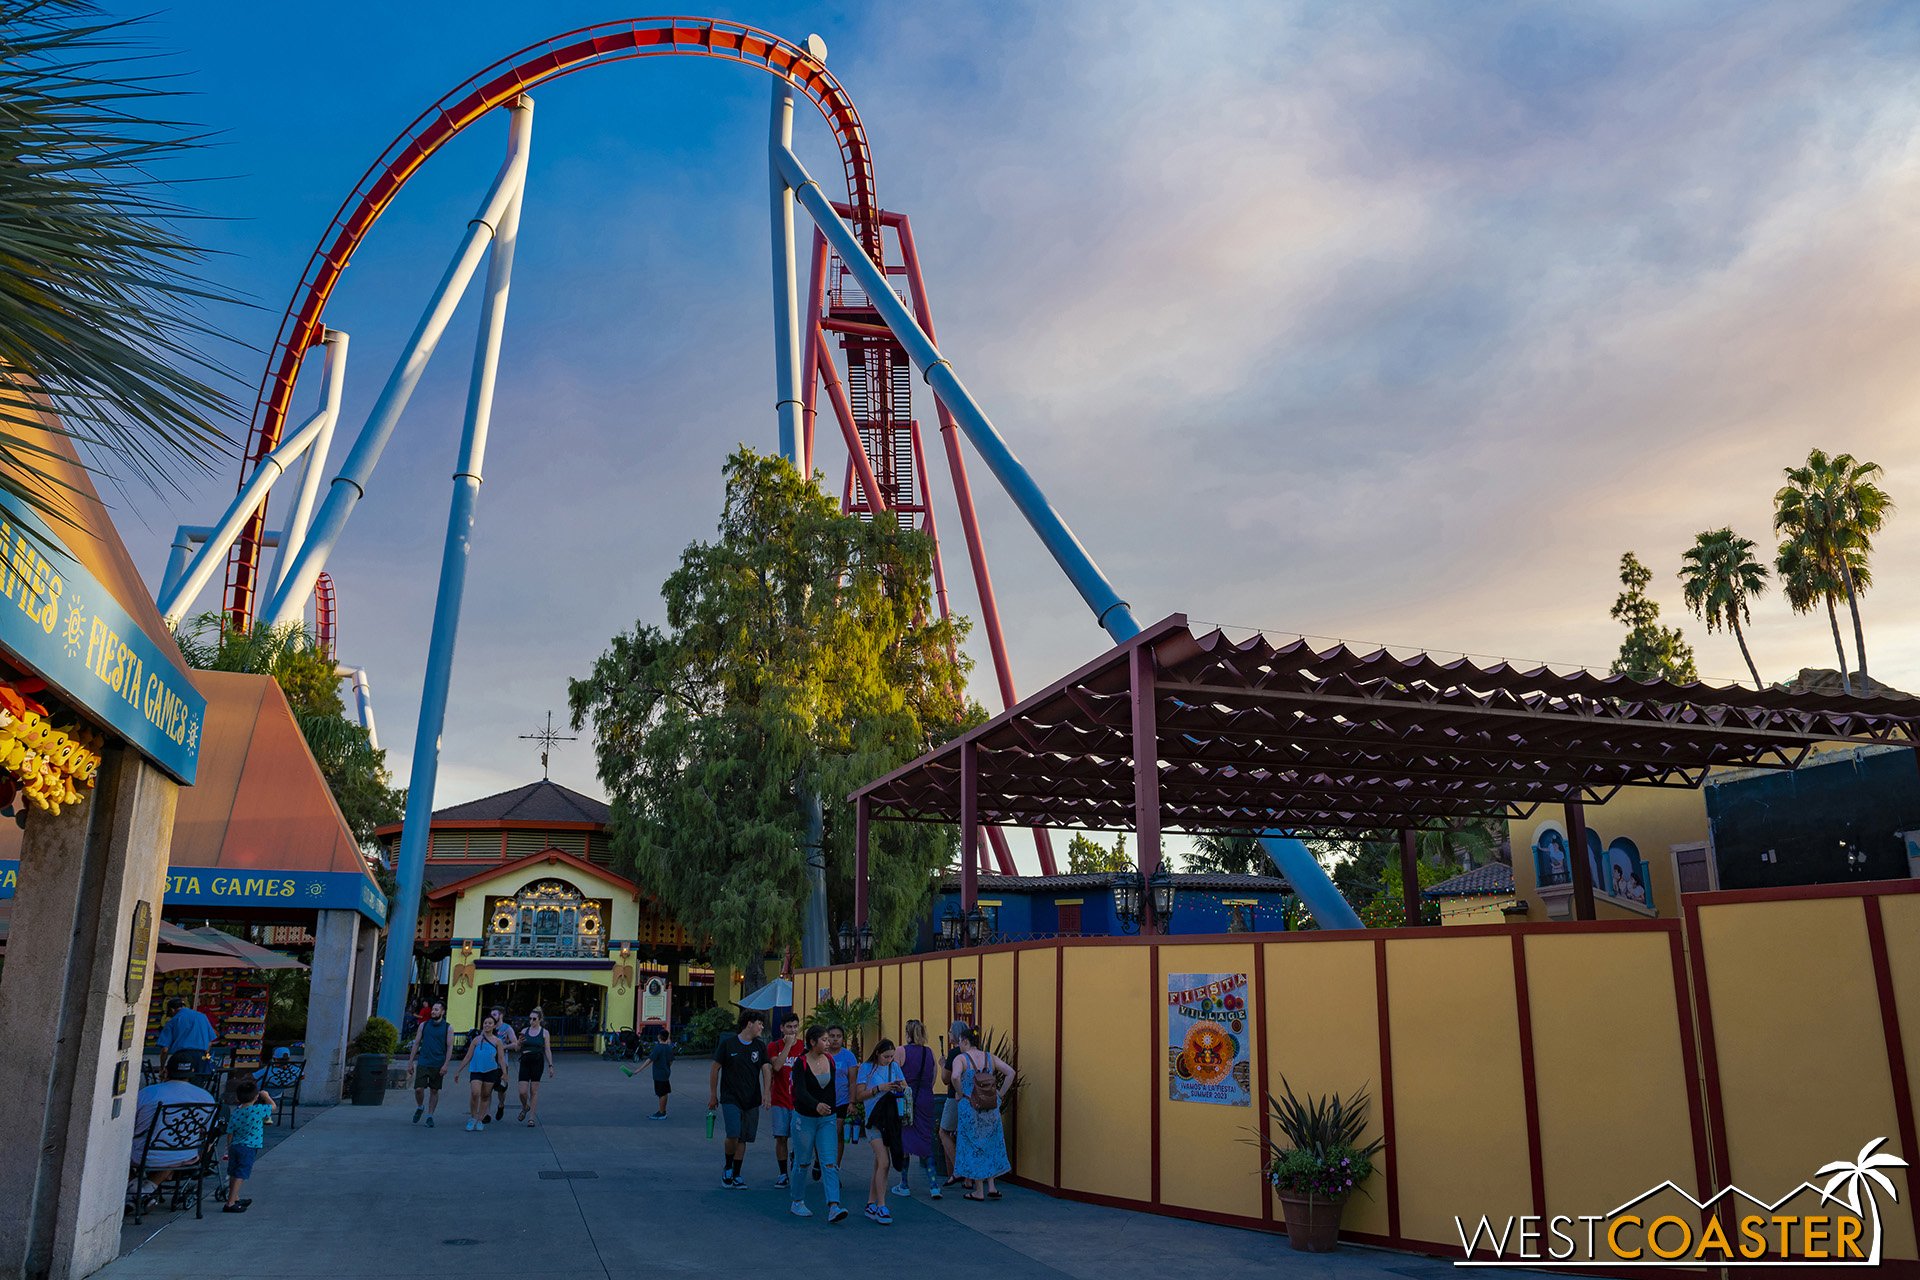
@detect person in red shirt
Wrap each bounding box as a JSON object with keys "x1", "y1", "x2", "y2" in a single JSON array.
[{"x1": 766, "y1": 1014, "x2": 805, "y2": 1188}]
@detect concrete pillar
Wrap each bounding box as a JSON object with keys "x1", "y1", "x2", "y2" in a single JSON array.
[
  {"x1": 348, "y1": 919, "x2": 379, "y2": 1034},
  {"x1": 302, "y1": 909, "x2": 361, "y2": 1106},
  {"x1": 0, "y1": 748, "x2": 179, "y2": 1280}
]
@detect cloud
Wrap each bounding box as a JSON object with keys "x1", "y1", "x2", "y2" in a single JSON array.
[{"x1": 111, "y1": 2, "x2": 1920, "y2": 863}]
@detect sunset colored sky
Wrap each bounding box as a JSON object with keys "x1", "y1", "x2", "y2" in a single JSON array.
[{"x1": 116, "y1": 3, "x2": 1920, "y2": 867}]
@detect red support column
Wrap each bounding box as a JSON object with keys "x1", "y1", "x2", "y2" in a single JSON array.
[
  {"x1": 1131, "y1": 645, "x2": 1162, "y2": 932},
  {"x1": 1565, "y1": 800, "x2": 1596, "y2": 921},
  {"x1": 895, "y1": 213, "x2": 1057, "y2": 878},
  {"x1": 960, "y1": 738, "x2": 980, "y2": 913},
  {"x1": 1399, "y1": 828, "x2": 1421, "y2": 927},
  {"x1": 854, "y1": 794, "x2": 871, "y2": 928}
]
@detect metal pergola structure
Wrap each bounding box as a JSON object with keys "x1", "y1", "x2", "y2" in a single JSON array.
[{"x1": 851, "y1": 614, "x2": 1920, "y2": 929}]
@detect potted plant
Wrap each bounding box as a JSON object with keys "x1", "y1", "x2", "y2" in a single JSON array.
[
  {"x1": 347, "y1": 1016, "x2": 399, "y2": 1106},
  {"x1": 1259, "y1": 1077, "x2": 1384, "y2": 1253}
]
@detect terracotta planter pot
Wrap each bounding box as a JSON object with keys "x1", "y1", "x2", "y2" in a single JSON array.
[{"x1": 1275, "y1": 1189, "x2": 1348, "y2": 1252}]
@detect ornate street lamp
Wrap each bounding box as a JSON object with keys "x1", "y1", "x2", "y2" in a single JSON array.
[
  {"x1": 857, "y1": 923, "x2": 874, "y2": 961},
  {"x1": 835, "y1": 920, "x2": 855, "y2": 963},
  {"x1": 1149, "y1": 864, "x2": 1176, "y2": 932},
  {"x1": 938, "y1": 906, "x2": 962, "y2": 950},
  {"x1": 965, "y1": 905, "x2": 989, "y2": 948},
  {"x1": 1110, "y1": 869, "x2": 1143, "y2": 935}
]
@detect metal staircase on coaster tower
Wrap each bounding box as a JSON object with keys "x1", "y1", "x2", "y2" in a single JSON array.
[{"x1": 809, "y1": 225, "x2": 1048, "y2": 877}]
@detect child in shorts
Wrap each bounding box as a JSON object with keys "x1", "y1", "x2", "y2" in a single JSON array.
[{"x1": 224, "y1": 1073, "x2": 276, "y2": 1213}]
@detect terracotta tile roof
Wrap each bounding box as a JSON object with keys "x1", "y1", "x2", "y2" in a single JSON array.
[
  {"x1": 1423, "y1": 862, "x2": 1516, "y2": 898},
  {"x1": 426, "y1": 779, "x2": 610, "y2": 826}
]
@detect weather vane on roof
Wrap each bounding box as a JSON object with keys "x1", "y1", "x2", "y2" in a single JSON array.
[{"x1": 519, "y1": 711, "x2": 576, "y2": 781}]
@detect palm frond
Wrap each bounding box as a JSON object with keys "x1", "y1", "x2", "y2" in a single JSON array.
[{"x1": 0, "y1": 0, "x2": 242, "y2": 526}]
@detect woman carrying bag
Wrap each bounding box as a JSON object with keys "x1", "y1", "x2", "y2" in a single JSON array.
[{"x1": 952, "y1": 1025, "x2": 1012, "y2": 1201}]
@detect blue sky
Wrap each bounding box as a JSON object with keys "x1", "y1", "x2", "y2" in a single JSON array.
[{"x1": 118, "y1": 3, "x2": 1920, "y2": 863}]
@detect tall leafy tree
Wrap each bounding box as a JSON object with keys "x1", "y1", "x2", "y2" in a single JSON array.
[
  {"x1": 1775, "y1": 450, "x2": 1892, "y2": 680},
  {"x1": 173, "y1": 613, "x2": 404, "y2": 848},
  {"x1": 0, "y1": 2, "x2": 237, "y2": 521},
  {"x1": 1610, "y1": 552, "x2": 1698, "y2": 683},
  {"x1": 569, "y1": 450, "x2": 976, "y2": 984},
  {"x1": 1677, "y1": 528, "x2": 1769, "y2": 690},
  {"x1": 1063, "y1": 832, "x2": 1132, "y2": 874}
]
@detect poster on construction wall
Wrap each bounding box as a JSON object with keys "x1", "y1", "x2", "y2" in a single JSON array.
[
  {"x1": 1166, "y1": 972, "x2": 1251, "y2": 1105},
  {"x1": 951, "y1": 977, "x2": 977, "y2": 1030}
]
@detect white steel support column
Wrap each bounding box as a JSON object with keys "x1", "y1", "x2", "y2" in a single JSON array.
[
  {"x1": 376, "y1": 98, "x2": 532, "y2": 1025},
  {"x1": 768, "y1": 81, "x2": 805, "y2": 465},
  {"x1": 269, "y1": 329, "x2": 350, "y2": 600},
  {"x1": 263, "y1": 100, "x2": 534, "y2": 630}
]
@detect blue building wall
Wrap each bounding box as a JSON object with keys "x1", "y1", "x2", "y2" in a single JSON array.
[{"x1": 924, "y1": 877, "x2": 1291, "y2": 947}]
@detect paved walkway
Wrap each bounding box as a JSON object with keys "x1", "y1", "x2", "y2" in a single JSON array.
[{"x1": 103, "y1": 1058, "x2": 1515, "y2": 1280}]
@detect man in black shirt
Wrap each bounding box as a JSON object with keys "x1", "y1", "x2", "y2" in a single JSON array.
[{"x1": 708, "y1": 1010, "x2": 770, "y2": 1188}]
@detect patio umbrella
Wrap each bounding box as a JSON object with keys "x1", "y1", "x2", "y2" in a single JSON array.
[
  {"x1": 737, "y1": 978, "x2": 793, "y2": 1011},
  {"x1": 185, "y1": 926, "x2": 306, "y2": 970}
]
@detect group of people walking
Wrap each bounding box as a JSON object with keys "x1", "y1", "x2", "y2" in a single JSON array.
[
  {"x1": 397, "y1": 997, "x2": 1016, "y2": 1229},
  {"x1": 708, "y1": 1009, "x2": 1014, "y2": 1225},
  {"x1": 404, "y1": 1001, "x2": 556, "y2": 1131}
]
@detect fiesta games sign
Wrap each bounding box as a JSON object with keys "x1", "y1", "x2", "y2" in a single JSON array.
[
  {"x1": 0, "y1": 859, "x2": 386, "y2": 926},
  {"x1": 0, "y1": 501, "x2": 203, "y2": 782}
]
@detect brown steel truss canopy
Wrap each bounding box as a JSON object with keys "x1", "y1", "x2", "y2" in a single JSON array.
[{"x1": 852, "y1": 614, "x2": 1920, "y2": 837}]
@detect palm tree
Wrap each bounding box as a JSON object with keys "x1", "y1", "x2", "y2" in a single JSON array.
[
  {"x1": 1775, "y1": 538, "x2": 1860, "y2": 692},
  {"x1": 1677, "y1": 529, "x2": 1769, "y2": 690},
  {"x1": 1775, "y1": 450, "x2": 1892, "y2": 679},
  {"x1": 1817, "y1": 1137, "x2": 1908, "y2": 1265},
  {"x1": 0, "y1": 4, "x2": 238, "y2": 524}
]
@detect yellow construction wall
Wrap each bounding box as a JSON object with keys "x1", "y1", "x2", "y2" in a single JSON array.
[
  {"x1": 1694, "y1": 894, "x2": 1916, "y2": 1262},
  {"x1": 795, "y1": 883, "x2": 1917, "y2": 1261},
  {"x1": 1264, "y1": 939, "x2": 1388, "y2": 1237},
  {"x1": 1058, "y1": 945, "x2": 1152, "y2": 1202},
  {"x1": 1157, "y1": 943, "x2": 1263, "y2": 1220},
  {"x1": 1386, "y1": 935, "x2": 1532, "y2": 1244},
  {"x1": 1015, "y1": 947, "x2": 1058, "y2": 1180}
]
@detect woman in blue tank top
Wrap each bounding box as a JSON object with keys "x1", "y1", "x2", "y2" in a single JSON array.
[{"x1": 452, "y1": 1012, "x2": 506, "y2": 1132}]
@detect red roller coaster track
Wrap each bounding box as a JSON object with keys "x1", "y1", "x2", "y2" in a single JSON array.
[{"x1": 221, "y1": 17, "x2": 882, "y2": 631}]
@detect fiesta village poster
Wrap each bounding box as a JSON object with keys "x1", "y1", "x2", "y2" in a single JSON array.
[{"x1": 1166, "y1": 972, "x2": 1252, "y2": 1106}]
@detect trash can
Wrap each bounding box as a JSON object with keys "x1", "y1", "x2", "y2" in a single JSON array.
[{"x1": 350, "y1": 1053, "x2": 389, "y2": 1106}]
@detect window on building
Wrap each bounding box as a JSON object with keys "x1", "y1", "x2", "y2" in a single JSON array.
[
  {"x1": 1056, "y1": 902, "x2": 1082, "y2": 935},
  {"x1": 1674, "y1": 844, "x2": 1714, "y2": 895}
]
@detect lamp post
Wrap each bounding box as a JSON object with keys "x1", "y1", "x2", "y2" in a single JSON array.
[
  {"x1": 835, "y1": 920, "x2": 855, "y2": 964},
  {"x1": 1110, "y1": 869, "x2": 1143, "y2": 935},
  {"x1": 965, "y1": 905, "x2": 988, "y2": 948},
  {"x1": 1149, "y1": 864, "x2": 1175, "y2": 933},
  {"x1": 857, "y1": 923, "x2": 874, "y2": 961},
  {"x1": 938, "y1": 907, "x2": 961, "y2": 950}
]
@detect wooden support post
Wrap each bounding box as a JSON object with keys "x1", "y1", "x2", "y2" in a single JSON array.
[
  {"x1": 1565, "y1": 800, "x2": 1596, "y2": 921},
  {"x1": 1131, "y1": 644, "x2": 1162, "y2": 932},
  {"x1": 960, "y1": 738, "x2": 979, "y2": 913}
]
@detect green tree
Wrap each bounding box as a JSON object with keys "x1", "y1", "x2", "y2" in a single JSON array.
[
  {"x1": 1182, "y1": 832, "x2": 1268, "y2": 876},
  {"x1": 1775, "y1": 450, "x2": 1892, "y2": 681},
  {"x1": 1064, "y1": 832, "x2": 1132, "y2": 874},
  {"x1": 0, "y1": 3, "x2": 237, "y2": 523},
  {"x1": 569, "y1": 449, "x2": 976, "y2": 986},
  {"x1": 1678, "y1": 528, "x2": 1769, "y2": 690},
  {"x1": 173, "y1": 613, "x2": 404, "y2": 847},
  {"x1": 1610, "y1": 552, "x2": 1697, "y2": 683}
]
